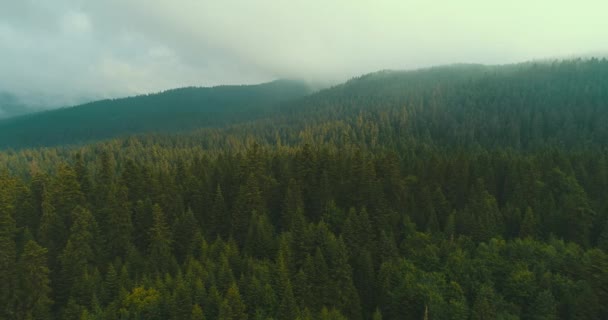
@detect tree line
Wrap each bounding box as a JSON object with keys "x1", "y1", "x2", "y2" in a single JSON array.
[{"x1": 1, "y1": 59, "x2": 608, "y2": 319}]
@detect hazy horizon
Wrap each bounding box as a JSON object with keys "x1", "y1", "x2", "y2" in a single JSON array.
[{"x1": 1, "y1": 0, "x2": 608, "y2": 112}]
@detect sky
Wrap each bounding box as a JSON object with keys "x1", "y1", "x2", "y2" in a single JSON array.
[{"x1": 1, "y1": 0, "x2": 607, "y2": 110}]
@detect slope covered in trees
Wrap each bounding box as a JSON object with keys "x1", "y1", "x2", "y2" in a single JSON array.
[
  {"x1": 0, "y1": 79, "x2": 312, "y2": 149},
  {"x1": 1, "y1": 59, "x2": 608, "y2": 319}
]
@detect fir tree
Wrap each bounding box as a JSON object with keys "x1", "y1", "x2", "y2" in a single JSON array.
[
  {"x1": 16, "y1": 240, "x2": 52, "y2": 320},
  {"x1": 148, "y1": 204, "x2": 173, "y2": 274},
  {"x1": 219, "y1": 282, "x2": 248, "y2": 320}
]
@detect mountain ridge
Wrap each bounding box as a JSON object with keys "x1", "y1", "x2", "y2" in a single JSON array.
[
  {"x1": 0, "y1": 79, "x2": 313, "y2": 149},
  {"x1": 1, "y1": 59, "x2": 608, "y2": 150}
]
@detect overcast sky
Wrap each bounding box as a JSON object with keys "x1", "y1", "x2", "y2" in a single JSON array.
[{"x1": 1, "y1": 0, "x2": 607, "y2": 108}]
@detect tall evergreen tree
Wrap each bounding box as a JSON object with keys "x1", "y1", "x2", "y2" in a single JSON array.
[
  {"x1": 219, "y1": 282, "x2": 248, "y2": 320},
  {"x1": 210, "y1": 185, "x2": 229, "y2": 239},
  {"x1": 471, "y1": 285, "x2": 497, "y2": 320},
  {"x1": 58, "y1": 205, "x2": 97, "y2": 307},
  {"x1": 15, "y1": 240, "x2": 52, "y2": 320},
  {"x1": 283, "y1": 179, "x2": 304, "y2": 230},
  {"x1": 528, "y1": 290, "x2": 557, "y2": 320},
  {"x1": 148, "y1": 204, "x2": 173, "y2": 274},
  {"x1": 232, "y1": 174, "x2": 265, "y2": 246},
  {"x1": 105, "y1": 185, "x2": 133, "y2": 259},
  {"x1": 0, "y1": 180, "x2": 17, "y2": 319},
  {"x1": 519, "y1": 206, "x2": 538, "y2": 238},
  {"x1": 277, "y1": 280, "x2": 299, "y2": 320}
]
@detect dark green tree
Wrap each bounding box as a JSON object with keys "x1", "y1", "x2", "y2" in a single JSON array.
[
  {"x1": 0, "y1": 179, "x2": 17, "y2": 319},
  {"x1": 219, "y1": 282, "x2": 248, "y2": 320},
  {"x1": 15, "y1": 240, "x2": 52, "y2": 320},
  {"x1": 148, "y1": 204, "x2": 173, "y2": 274}
]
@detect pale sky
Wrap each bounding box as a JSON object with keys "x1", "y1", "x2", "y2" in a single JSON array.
[{"x1": 0, "y1": 0, "x2": 607, "y2": 109}]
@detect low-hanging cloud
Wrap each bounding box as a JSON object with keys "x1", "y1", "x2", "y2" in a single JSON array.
[{"x1": 1, "y1": 0, "x2": 607, "y2": 109}]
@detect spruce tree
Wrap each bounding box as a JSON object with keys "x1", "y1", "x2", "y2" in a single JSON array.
[
  {"x1": 219, "y1": 282, "x2": 247, "y2": 320},
  {"x1": 58, "y1": 205, "x2": 97, "y2": 307},
  {"x1": 16, "y1": 240, "x2": 52, "y2": 320},
  {"x1": 210, "y1": 185, "x2": 229, "y2": 239},
  {"x1": 519, "y1": 207, "x2": 537, "y2": 238},
  {"x1": 148, "y1": 204, "x2": 173, "y2": 274},
  {"x1": 192, "y1": 304, "x2": 206, "y2": 320},
  {"x1": 471, "y1": 285, "x2": 497, "y2": 320},
  {"x1": 0, "y1": 181, "x2": 17, "y2": 319},
  {"x1": 277, "y1": 281, "x2": 299, "y2": 320}
]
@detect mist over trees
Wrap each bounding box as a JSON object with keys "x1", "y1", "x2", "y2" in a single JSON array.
[{"x1": 1, "y1": 59, "x2": 608, "y2": 319}]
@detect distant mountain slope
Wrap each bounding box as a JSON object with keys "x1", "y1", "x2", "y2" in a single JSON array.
[
  {"x1": 0, "y1": 80, "x2": 312, "y2": 149},
  {"x1": 271, "y1": 59, "x2": 608, "y2": 149},
  {"x1": 2, "y1": 59, "x2": 608, "y2": 151}
]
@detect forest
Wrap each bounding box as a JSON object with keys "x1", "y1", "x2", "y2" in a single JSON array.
[
  {"x1": 1, "y1": 59, "x2": 608, "y2": 319},
  {"x1": 0, "y1": 79, "x2": 311, "y2": 149}
]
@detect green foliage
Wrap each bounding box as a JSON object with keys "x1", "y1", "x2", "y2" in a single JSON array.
[
  {"x1": 0, "y1": 80, "x2": 312, "y2": 149},
  {"x1": 219, "y1": 283, "x2": 248, "y2": 320},
  {"x1": 0, "y1": 176, "x2": 17, "y2": 319},
  {"x1": 148, "y1": 204, "x2": 173, "y2": 274},
  {"x1": 0, "y1": 60, "x2": 608, "y2": 319},
  {"x1": 16, "y1": 240, "x2": 52, "y2": 320}
]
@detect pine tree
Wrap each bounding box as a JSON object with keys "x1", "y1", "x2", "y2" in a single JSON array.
[
  {"x1": 232, "y1": 174, "x2": 265, "y2": 246},
  {"x1": 58, "y1": 205, "x2": 98, "y2": 306},
  {"x1": 15, "y1": 240, "x2": 52, "y2": 320},
  {"x1": 327, "y1": 237, "x2": 362, "y2": 320},
  {"x1": 319, "y1": 307, "x2": 348, "y2": 320},
  {"x1": 73, "y1": 152, "x2": 92, "y2": 204},
  {"x1": 103, "y1": 264, "x2": 119, "y2": 305},
  {"x1": 245, "y1": 211, "x2": 275, "y2": 259},
  {"x1": 308, "y1": 249, "x2": 330, "y2": 309},
  {"x1": 372, "y1": 308, "x2": 383, "y2": 320},
  {"x1": 95, "y1": 150, "x2": 115, "y2": 206},
  {"x1": 444, "y1": 211, "x2": 456, "y2": 240},
  {"x1": 132, "y1": 199, "x2": 153, "y2": 252},
  {"x1": 277, "y1": 281, "x2": 299, "y2": 320},
  {"x1": 0, "y1": 179, "x2": 17, "y2": 319},
  {"x1": 244, "y1": 274, "x2": 276, "y2": 319},
  {"x1": 353, "y1": 249, "x2": 376, "y2": 316},
  {"x1": 528, "y1": 290, "x2": 557, "y2": 320},
  {"x1": 192, "y1": 304, "x2": 206, "y2": 320},
  {"x1": 37, "y1": 186, "x2": 63, "y2": 262},
  {"x1": 173, "y1": 208, "x2": 199, "y2": 262},
  {"x1": 28, "y1": 171, "x2": 49, "y2": 233},
  {"x1": 292, "y1": 268, "x2": 310, "y2": 310},
  {"x1": 471, "y1": 284, "x2": 497, "y2": 320},
  {"x1": 283, "y1": 179, "x2": 304, "y2": 230},
  {"x1": 148, "y1": 204, "x2": 173, "y2": 274},
  {"x1": 219, "y1": 282, "x2": 247, "y2": 320},
  {"x1": 210, "y1": 185, "x2": 229, "y2": 239},
  {"x1": 105, "y1": 185, "x2": 133, "y2": 259},
  {"x1": 171, "y1": 276, "x2": 193, "y2": 320},
  {"x1": 426, "y1": 208, "x2": 441, "y2": 234},
  {"x1": 377, "y1": 231, "x2": 398, "y2": 262},
  {"x1": 51, "y1": 164, "x2": 85, "y2": 231},
  {"x1": 465, "y1": 179, "x2": 504, "y2": 242},
  {"x1": 548, "y1": 168, "x2": 594, "y2": 246},
  {"x1": 519, "y1": 207, "x2": 537, "y2": 238}
]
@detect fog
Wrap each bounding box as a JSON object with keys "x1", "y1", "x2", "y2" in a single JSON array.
[{"x1": 1, "y1": 0, "x2": 607, "y2": 110}]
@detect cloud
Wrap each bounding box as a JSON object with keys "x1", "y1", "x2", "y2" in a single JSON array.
[{"x1": 0, "y1": 0, "x2": 607, "y2": 109}]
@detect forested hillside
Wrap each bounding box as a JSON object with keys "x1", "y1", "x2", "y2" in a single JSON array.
[
  {"x1": 1, "y1": 59, "x2": 608, "y2": 320},
  {"x1": 0, "y1": 80, "x2": 312, "y2": 149}
]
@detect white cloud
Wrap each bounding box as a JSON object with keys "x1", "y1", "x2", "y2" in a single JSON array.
[
  {"x1": 0, "y1": 0, "x2": 607, "y2": 109},
  {"x1": 61, "y1": 11, "x2": 92, "y2": 35}
]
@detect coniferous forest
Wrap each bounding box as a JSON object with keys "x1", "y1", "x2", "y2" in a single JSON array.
[{"x1": 1, "y1": 60, "x2": 608, "y2": 319}]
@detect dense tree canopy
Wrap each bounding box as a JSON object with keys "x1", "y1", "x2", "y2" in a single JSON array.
[{"x1": 1, "y1": 59, "x2": 608, "y2": 319}]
